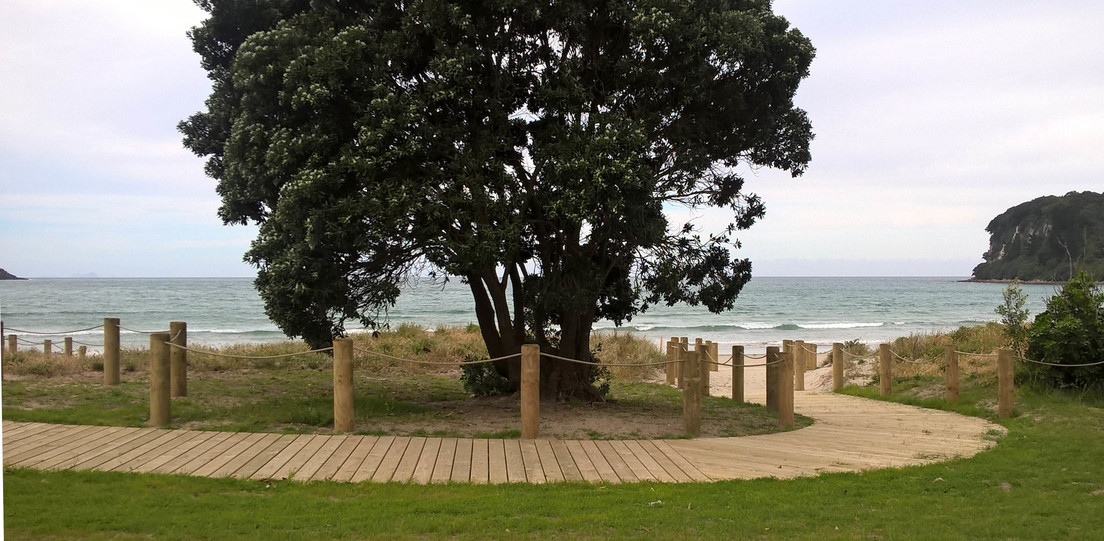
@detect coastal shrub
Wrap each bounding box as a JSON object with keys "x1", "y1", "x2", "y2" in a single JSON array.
[
  {"x1": 1025, "y1": 271, "x2": 1104, "y2": 389},
  {"x1": 459, "y1": 357, "x2": 512, "y2": 397},
  {"x1": 946, "y1": 322, "x2": 1005, "y2": 354},
  {"x1": 995, "y1": 280, "x2": 1030, "y2": 352}
]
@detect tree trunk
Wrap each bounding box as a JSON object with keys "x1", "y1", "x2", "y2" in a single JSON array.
[
  {"x1": 539, "y1": 308, "x2": 605, "y2": 401},
  {"x1": 468, "y1": 273, "x2": 523, "y2": 388}
]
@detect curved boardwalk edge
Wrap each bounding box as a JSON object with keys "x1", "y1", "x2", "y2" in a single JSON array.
[{"x1": 2, "y1": 392, "x2": 1004, "y2": 484}]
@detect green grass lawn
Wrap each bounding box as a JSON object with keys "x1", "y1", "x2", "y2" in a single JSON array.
[{"x1": 5, "y1": 376, "x2": 1104, "y2": 539}]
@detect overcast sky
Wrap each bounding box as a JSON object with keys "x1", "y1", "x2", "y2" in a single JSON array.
[{"x1": 1, "y1": 1, "x2": 1101, "y2": 278}]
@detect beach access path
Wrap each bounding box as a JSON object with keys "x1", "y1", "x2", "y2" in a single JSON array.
[{"x1": 2, "y1": 388, "x2": 1002, "y2": 484}]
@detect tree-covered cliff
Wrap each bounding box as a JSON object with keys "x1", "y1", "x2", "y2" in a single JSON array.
[{"x1": 971, "y1": 191, "x2": 1104, "y2": 281}]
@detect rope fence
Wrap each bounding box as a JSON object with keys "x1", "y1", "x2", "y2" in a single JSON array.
[
  {"x1": 119, "y1": 325, "x2": 169, "y2": 335},
  {"x1": 353, "y1": 347, "x2": 518, "y2": 366},
  {"x1": 164, "y1": 342, "x2": 335, "y2": 360},
  {"x1": 890, "y1": 350, "x2": 940, "y2": 365},
  {"x1": 6, "y1": 316, "x2": 1103, "y2": 431},
  {"x1": 4, "y1": 324, "x2": 103, "y2": 335}
]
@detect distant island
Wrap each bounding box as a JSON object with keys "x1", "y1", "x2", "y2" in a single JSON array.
[
  {"x1": 970, "y1": 191, "x2": 1104, "y2": 282},
  {"x1": 0, "y1": 268, "x2": 26, "y2": 280}
]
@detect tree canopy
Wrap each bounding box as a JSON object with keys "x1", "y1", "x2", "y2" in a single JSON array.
[{"x1": 181, "y1": 0, "x2": 814, "y2": 398}]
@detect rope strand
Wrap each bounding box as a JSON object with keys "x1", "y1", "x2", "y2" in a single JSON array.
[
  {"x1": 165, "y1": 342, "x2": 334, "y2": 359},
  {"x1": 5, "y1": 324, "x2": 104, "y2": 335}
]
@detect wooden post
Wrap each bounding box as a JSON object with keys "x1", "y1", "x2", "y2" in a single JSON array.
[
  {"x1": 333, "y1": 338, "x2": 354, "y2": 432},
  {"x1": 682, "y1": 342, "x2": 702, "y2": 436},
  {"x1": 170, "y1": 321, "x2": 187, "y2": 397},
  {"x1": 879, "y1": 343, "x2": 892, "y2": 396},
  {"x1": 675, "y1": 335, "x2": 684, "y2": 386},
  {"x1": 832, "y1": 342, "x2": 844, "y2": 391},
  {"x1": 78, "y1": 346, "x2": 87, "y2": 359},
  {"x1": 945, "y1": 347, "x2": 959, "y2": 402},
  {"x1": 766, "y1": 346, "x2": 780, "y2": 413},
  {"x1": 670, "y1": 336, "x2": 681, "y2": 384},
  {"x1": 43, "y1": 339, "x2": 52, "y2": 356},
  {"x1": 6, "y1": 334, "x2": 15, "y2": 354},
  {"x1": 696, "y1": 338, "x2": 710, "y2": 397},
  {"x1": 104, "y1": 318, "x2": 120, "y2": 385},
  {"x1": 779, "y1": 350, "x2": 795, "y2": 427},
  {"x1": 665, "y1": 340, "x2": 677, "y2": 385},
  {"x1": 64, "y1": 337, "x2": 73, "y2": 357},
  {"x1": 707, "y1": 340, "x2": 718, "y2": 372},
  {"x1": 782, "y1": 339, "x2": 795, "y2": 393},
  {"x1": 998, "y1": 348, "x2": 1014, "y2": 419},
  {"x1": 731, "y1": 345, "x2": 744, "y2": 403},
  {"x1": 794, "y1": 340, "x2": 806, "y2": 391},
  {"x1": 675, "y1": 340, "x2": 686, "y2": 389},
  {"x1": 521, "y1": 344, "x2": 540, "y2": 439},
  {"x1": 807, "y1": 343, "x2": 818, "y2": 371},
  {"x1": 149, "y1": 332, "x2": 171, "y2": 427}
]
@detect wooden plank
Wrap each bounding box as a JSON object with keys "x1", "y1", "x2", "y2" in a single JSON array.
[
  {"x1": 153, "y1": 431, "x2": 235, "y2": 475},
  {"x1": 595, "y1": 440, "x2": 637, "y2": 483},
  {"x1": 231, "y1": 434, "x2": 297, "y2": 479},
  {"x1": 469, "y1": 439, "x2": 489, "y2": 484},
  {"x1": 188, "y1": 433, "x2": 266, "y2": 477},
  {"x1": 39, "y1": 427, "x2": 155, "y2": 471},
  {"x1": 311, "y1": 436, "x2": 363, "y2": 481},
  {"x1": 349, "y1": 436, "x2": 395, "y2": 483},
  {"x1": 486, "y1": 439, "x2": 508, "y2": 484},
  {"x1": 2, "y1": 422, "x2": 53, "y2": 443},
  {"x1": 372, "y1": 437, "x2": 411, "y2": 483},
  {"x1": 250, "y1": 434, "x2": 315, "y2": 480},
  {"x1": 32, "y1": 426, "x2": 139, "y2": 471},
  {"x1": 2, "y1": 392, "x2": 1005, "y2": 486},
  {"x1": 391, "y1": 437, "x2": 426, "y2": 483},
  {"x1": 451, "y1": 439, "x2": 473, "y2": 483},
  {"x1": 635, "y1": 440, "x2": 691, "y2": 482},
  {"x1": 519, "y1": 440, "x2": 545, "y2": 484},
  {"x1": 579, "y1": 440, "x2": 620, "y2": 483},
  {"x1": 535, "y1": 440, "x2": 564, "y2": 483},
  {"x1": 564, "y1": 440, "x2": 601, "y2": 482},
  {"x1": 430, "y1": 438, "x2": 457, "y2": 484},
  {"x1": 502, "y1": 439, "x2": 526, "y2": 483},
  {"x1": 206, "y1": 433, "x2": 281, "y2": 478},
  {"x1": 411, "y1": 438, "x2": 441, "y2": 484},
  {"x1": 78, "y1": 430, "x2": 182, "y2": 472},
  {"x1": 175, "y1": 432, "x2": 253, "y2": 475},
  {"x1": 268, "y1": 435, "x2": 331, "y2": 481},
  {"x1": 195, "y1": 433, "x2": 277, "y2": 478},
  {"x1": 4, "y1": 424, "x2": 100, "y2": 461},
  {"x1": 113, "y1": 431, "x2": 205, "y2": 473},
  {"x1": 608, "y1": 440, "x2": 654, "y2": 482},
  {"x1": 651, "y1": 440, "x2": 710, "y2": 482},
  {"x1": 10, "y1": 425, "x2": 127, "y2": 468},
  {"x1": 622, "y1": 440, "x2": 674, "y2": 482},
  {"x1": 130, "y1": 431, "x2": 218, "y2": 474},
  {"x1": 294, "y1": 435, "x2": 345, "y2": 481},
  {"x1": 2, "y1": 423, "x2": 71, "y2": 450},
  {"x1": 550, "y1": 440, "x2": 583, "y2": 482}
]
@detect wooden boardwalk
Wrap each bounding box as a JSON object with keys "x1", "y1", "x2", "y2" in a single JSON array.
[{"x1": 2, "y1": 391, "x2": 1002, "y2": 484}]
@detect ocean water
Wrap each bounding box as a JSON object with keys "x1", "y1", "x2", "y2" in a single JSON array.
[{"x1": 0, "y1": 276, "x2": 1057, "y2": 353}]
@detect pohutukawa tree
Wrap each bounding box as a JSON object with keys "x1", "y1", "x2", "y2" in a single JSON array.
[{"x1": 182, "y1": 0, "x2": 814, "y2": 400}]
